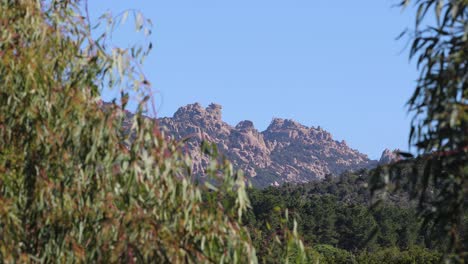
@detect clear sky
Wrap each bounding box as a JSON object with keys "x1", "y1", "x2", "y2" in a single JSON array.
[{"x1": 89, "y1": 1, "x2": 419, "y2": 159}]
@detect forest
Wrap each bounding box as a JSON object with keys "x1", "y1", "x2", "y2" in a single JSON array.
[
  {"x1": 245, "y1": 170, "x2": 467, "y2": 262},
  {"x1": 0, "y1": 0, "x2": 466, "y2": 263}
]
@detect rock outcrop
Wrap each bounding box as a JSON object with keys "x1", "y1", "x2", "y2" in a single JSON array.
[
  {"x1": 379, "y1": 149, "x2": 400, "y2": 165},
  {"x1": 156, "y1": 103, "x2": 380, "y2": 187}
]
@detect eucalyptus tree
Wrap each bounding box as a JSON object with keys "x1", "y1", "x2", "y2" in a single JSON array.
[
  {"x1": 372, "y1": 0, "x2": 467, "y2": 259},
  {"x1": 0, "y1": 1, "x2": 307, "y2": 262}
]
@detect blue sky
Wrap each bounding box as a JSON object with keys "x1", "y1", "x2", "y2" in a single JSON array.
[{"x1": 89, "y1": 1, "x2": 419, "y2": 159}]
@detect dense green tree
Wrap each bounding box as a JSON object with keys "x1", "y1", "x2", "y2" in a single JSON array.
[
  {"x1": 244, "y1": 172, "x2": 442, "y2": 262},
  {"x1": 394, "y1": 209, "x2": 421, "y2": 249},
  {"x1": 373, "y1": 206, "x2": 400, "y2": 248},
  {"x1": 301, "y1": 195, "x2": 339, "y2": 246},
  {"x1": 357, "y1": 246, "x2": 442, "y2": 264},
  {"x1": 313, "y1": 244, "x2": 357, "y2": 264},
  {"x1": 336, "y1": 205, "x2": 378, "y2": 252}
]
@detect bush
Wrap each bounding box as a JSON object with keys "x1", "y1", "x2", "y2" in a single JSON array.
[
  {"x1": 357, "y1": 246, "x2": 442, "y2": 264},
  {"x1": 313, "y1": 244, "x2": 357, "y2": 264}
]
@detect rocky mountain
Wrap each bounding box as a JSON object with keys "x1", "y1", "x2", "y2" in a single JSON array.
[
  {"x1": 157, "y1": 103, "x2": 381, "y2": 187},
  {"x1": 378, "y1": 148, "x2": 401, "y2": 165}
]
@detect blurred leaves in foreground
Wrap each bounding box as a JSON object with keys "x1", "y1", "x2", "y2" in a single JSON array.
[{"x1": 371, "y1": 0, "x2": 467, "y2": 261}]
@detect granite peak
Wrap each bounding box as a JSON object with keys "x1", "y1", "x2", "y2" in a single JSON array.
[{"x1": 156, "y1": 103, "x2": 383, "y2": 187}]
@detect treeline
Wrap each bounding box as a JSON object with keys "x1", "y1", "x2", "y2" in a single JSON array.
[{"x1": 243, "y1": 171, "x2": 461, "y2": 263}]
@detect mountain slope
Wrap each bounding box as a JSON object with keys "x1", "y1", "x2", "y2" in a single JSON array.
[{"x1": 157, "y1": 103, "x2": 380, "y2": 187}]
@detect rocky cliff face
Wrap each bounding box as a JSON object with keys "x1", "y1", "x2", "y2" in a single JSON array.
[
  {"x1": 157, "y1": 103, "x2": 380, "y2": 187},
  {"x1": 378, "y1": 149, "x2": 400, "y2": 165}
]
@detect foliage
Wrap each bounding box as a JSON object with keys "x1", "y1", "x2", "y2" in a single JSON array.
[
  {"x1": 0, "y1": 0, "x2": 462, "y2": 263},
  {"x1": 370, "y1": 0, "x2": 467, "y2": 259},
  {"x1": 244, "y1": 172, "x2": 447, "y2": 262},
  {"x1": 313, "y1": 244, "x2": 357, "y2": 264},
  {"x1": 244, "y1": 172, "x2": 449, "y2": 262},
  {"x1": 357, "y1": 246, "x2": 442, "y2": 264},
  {"x1": 0, "y1": 1, "x2": 279, "y2": 262}
]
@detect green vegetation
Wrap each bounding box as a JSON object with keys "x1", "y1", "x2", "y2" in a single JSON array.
[
  {"x1": 0, "y1": 0, "x2": 465, "y2": 263},
  {"x1": 245, "y1": 171, "x2": 448, "y2": 263},
  {"x1": 0, "y1": 1, "x2": 306, "y2": 262},
  {"x1": 371, "y1": 0, "x2": 467, "y2": 260}
]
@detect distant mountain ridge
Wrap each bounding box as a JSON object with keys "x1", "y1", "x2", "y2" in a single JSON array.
[{"x1": 153, "y1": 102, "x2": 396, "y2": 187}]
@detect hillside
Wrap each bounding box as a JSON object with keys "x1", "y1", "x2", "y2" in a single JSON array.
[{"x1": 154, "y1": 103, "x2": 394, "y2": 187}]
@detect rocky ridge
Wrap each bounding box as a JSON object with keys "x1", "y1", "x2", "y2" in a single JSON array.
[
  {"x1": 378, "y1": 148, "x2": 401, "y2": 165},
  {"x1": 157, "y1": 103, "x2": 382, "y2": 187}
]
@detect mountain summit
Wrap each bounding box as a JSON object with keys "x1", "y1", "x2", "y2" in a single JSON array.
[{"x1": 157, "y1": 103, "x2": 380, "y2": 187}]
